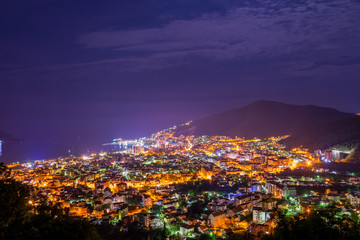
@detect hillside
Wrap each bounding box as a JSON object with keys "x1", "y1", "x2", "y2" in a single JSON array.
[
  {"x1": 0, "y1": 131, "x2": 24, "y2": 163},
  {"x1": 0, "y1": 130, "x2": 13, "y2": 142},
  {"x1": 175, "y1": 100, "x2": 354, "y2": 138},
  {"x1": 283, "y1": 116, "x2": 360, "y2": 151}
]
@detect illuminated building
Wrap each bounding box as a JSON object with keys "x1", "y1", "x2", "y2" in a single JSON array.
[
  {"x1": 210, "y1": 211, "x2": 225, "y2": 228},
  {"x1": 252, "y1": 207, "x2": 271, "y2": 223},
  {"x1": 132, "y1": 145, "x2": 141, "y2": 155},
  {"x1": 180, "y1": 224, "x2": 194, "y2": 236},
  {"x1": 284, "y1": 186, "x2": 296, "y2": 198},
  {"x1": 324, "y1": 150, "x2": 333, "y2": 161}
]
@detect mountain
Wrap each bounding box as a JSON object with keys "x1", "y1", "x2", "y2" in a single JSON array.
[
  {"x1": 175, "y1": 100, "x2": 354, "y2": 138},
  {"x1": 0, "y1": 130, "x2": 13, "y2": 142},
  {"x1": 284, "y1": 116, "x2": 360, "y2": 151},
  {"x1": 0, "y1": 131, "x2": 26, "y2": 163}
]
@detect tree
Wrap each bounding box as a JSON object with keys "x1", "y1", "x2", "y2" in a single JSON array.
[
  {"x1": 0, "y1": 178, "x2": 30, "y2": 235},
  {"x1": 195, "y1": 233, "x2": 215, "y2": 240},
  {"x1": 187, "y1": 201, "x2": 207, "y2": 218},
  {"x1": 0, "y1": 162, "x2": 10, "y2": 178},
  {"x1": 0, "y1": 162, "x2": 100, "y2": 240},
  {"x1": 151, "y1": 205, "x2": 164, "y2": 215},
  {"x1": 263, "y1": 206, "x2": 360, "y2": 240},
  {"x1": 227, "y1": 232, "x2": 254, "y2": 240}
]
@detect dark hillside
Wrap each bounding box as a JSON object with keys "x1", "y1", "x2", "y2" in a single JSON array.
[{"x1": 175, "y1": 100, "x2": 353, "y2": 138}]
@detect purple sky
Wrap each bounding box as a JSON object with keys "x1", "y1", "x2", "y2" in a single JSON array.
[{"x1": 1, "y1": 0, "x2": 360, "y2": 161}]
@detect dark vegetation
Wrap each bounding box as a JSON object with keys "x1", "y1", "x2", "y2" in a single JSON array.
[
  {"x1": 317, "y1": 162, "x2": 360, "y2": 173},
  {"x1": 177, "y1": 180, "x2": 244, "y2": 194},
  {"x1": 284, "y1": 116, "x2": 360, "y2": 152},
  {"x1": 263, "y1": 207, "x2": 360, "y2": 240},
  {"x1": 94, "y1": 222, "x2": 170, "y2": 240},
  {"x1": 346, "y1": 145, "x2": 360, "y2": 163}
]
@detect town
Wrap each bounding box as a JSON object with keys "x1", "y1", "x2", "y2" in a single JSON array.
[{"x1": 7, "y1": 126, "x2": 360, "y2": 239}]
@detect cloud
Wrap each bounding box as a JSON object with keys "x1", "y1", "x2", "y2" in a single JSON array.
[
  {"x1": 2, "y1": 0, "x2": 360, "y2": 106},
  {"x1": 78, "y1": 0, "x2": 360, "y2": 66},
  {"x1": 4, "y1": 0, "x2": 360, "y2": 75}
]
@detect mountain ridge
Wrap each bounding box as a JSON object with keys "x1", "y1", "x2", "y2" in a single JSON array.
[{"x1": 175, "y1": 100, "x2": 354, "y2": 139}]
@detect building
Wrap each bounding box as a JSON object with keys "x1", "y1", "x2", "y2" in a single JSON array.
[
  {"x1": 327, "y1": 193, "x2": 340, "y2": 202},
  {"x1": 226, "y1": 206, "x2": 244, "y2": 218},
  {"x1": 253, "y1": 207, "x2": 272, "y2": 223},
  {"x1": 210, "y1": 211, "x2": 225, "y2": 228},
  {"x1": 266, "y1": 182, "x2": 285, "y2": 198},
  {"x1": 324, "y1": 150, "x2": 333, "y2": 161},
  {"x1": 132, "y1": 145, "x2": 141, "y2": 155},
  {"x1": 347, "y1": 193, "x2": 360, "y2": 206},
  {"x1": 250, "y1": 220, "x2": 274, "y2": 237},
  {"x1": 262, "y1": 199, "x2": 277, "y2": 210},
  {"x1": 142, "y1": 194, "x2": 152, "y2": 206},
  {"x1": 251, "y1": 183, "x2": 262, "y2": 192},
  {"x1": 180, "y1": 224, "x2": 195, "y2": 236},
  {"x1": 118, "y1": 204, "x2": 128, "y2": 220},
  {"x1": 284, "y1": 186, "x2": 296, "y2": 198}
]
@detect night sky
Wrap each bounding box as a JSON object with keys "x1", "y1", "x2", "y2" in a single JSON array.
[{"x1": 1, "y1": 0, "x2": 360, "y2": 162}]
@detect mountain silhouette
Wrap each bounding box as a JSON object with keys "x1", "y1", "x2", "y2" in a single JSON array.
[{"x1": 175, "y1": 100, "x2": 354, "y2": 138}]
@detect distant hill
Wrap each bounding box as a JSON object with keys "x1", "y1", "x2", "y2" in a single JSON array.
[
  {"x1": 175, "y1": 100, "x2": 354, "y2": 138},
  {"x1": 0, "y1": 130, "x2": 13, "y2": 142},
  {"x1": 346, "y1": 145, "x2": 360, "y2": 163},
  {"x1": 0, "y1": 131, "x2": 25, "y2": 163}
]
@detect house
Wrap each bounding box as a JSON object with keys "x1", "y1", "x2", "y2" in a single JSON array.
[
  {"x1": 250, "y1": 223, "x2": 271, "y2": 237},
  {"x1": 113, "y1": 193, "x2": 126, "y2": 203},
  {"x1": 104, "y1": 187, "x2": 112, "y2": 198},
  {"x1": 117, "y1": 182, "x2": 127, "y2": 191},
  {"x1": 226, "y1": 206, "x2": 244, "y2": 218},
  {"x1": 262, "y1": 198, "x2": 277, "y2": 210},
  {"x1": 118, "y1": 204, "x2": 128, "y2": 220},
  {"x1": 253, "y1": 207, "x2": 272, "y2": 223},
  {"x1": 142, "y1": 194, "x2": 152, "y2": 206},
  {"x1": 327, "y1": 193, "x2": 340, "y2": 202},
  {"x1": 347, "y1": 192, "x2": 360, "y2": 206},
  {"x1": 284, "y1": 186, "x2": 296, "y2": 198},
  {"x1": 235, "y1": 194, "x2": 252, "y2": 206},
  {"x1": 210, "y1": 211, "x2": 225, "y2": 228},
  {"x1": 151, "y1": 217, "x2": 164, "y2": 229},
  {"x1": 104, "y1": 197, "x2": 113, "y2": 206},
  {"x1": 180, "y1": 224, "x2": 195, "y2": 236}
]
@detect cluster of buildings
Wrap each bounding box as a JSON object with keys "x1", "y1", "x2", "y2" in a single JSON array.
[{"x1": 8, "y1": 128, "x2": 360, "y2": 239}]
